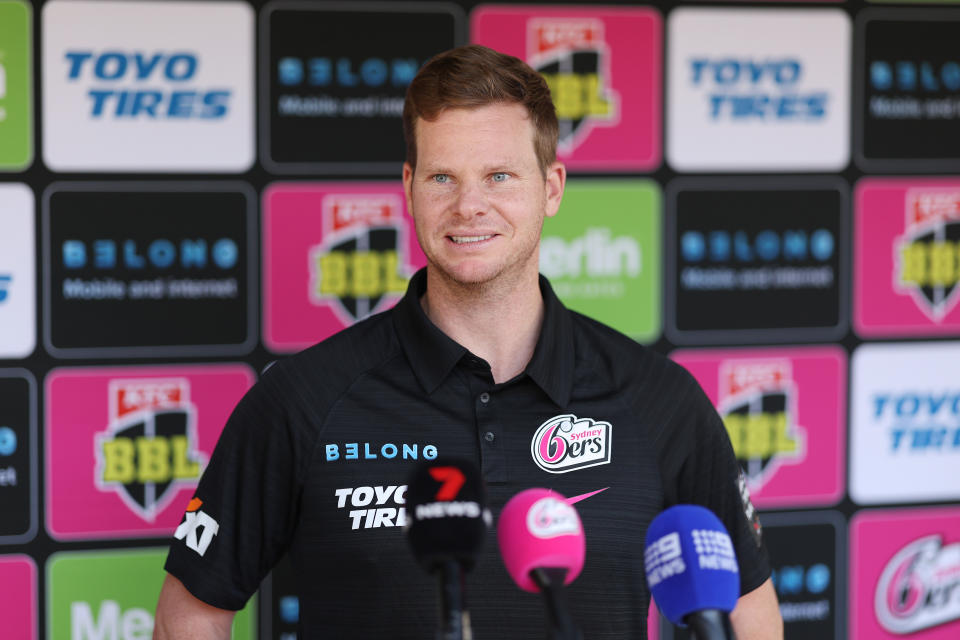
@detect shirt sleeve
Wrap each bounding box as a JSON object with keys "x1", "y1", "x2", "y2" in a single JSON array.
[
  {"x1": 674, "y1": 381, "x2": 771, "y2": 596},
  {"x1": 164, "y1": 370, "x2": 310, "y2": 610}
]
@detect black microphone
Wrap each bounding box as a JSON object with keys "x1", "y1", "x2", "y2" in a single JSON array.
[{"x1": 406, "y1": 457, "x2": 491, "y2": 640}]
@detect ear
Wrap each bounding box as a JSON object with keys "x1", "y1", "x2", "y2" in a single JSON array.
[
  {"x1": 544, "y1": 161, "x2": 566, "y2": 218},
  {"x1": 402, "y1": 162, "x2": 415, "y2": 216}
]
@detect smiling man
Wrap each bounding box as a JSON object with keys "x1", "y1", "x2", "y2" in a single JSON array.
[{"x1": 155, "y1": 45, "x2": 782, "y2": 639}]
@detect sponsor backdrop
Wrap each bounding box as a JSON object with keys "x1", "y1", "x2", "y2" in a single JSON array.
[{"x1": 1, "y1": 1, "x2": 959, "y2": 639}]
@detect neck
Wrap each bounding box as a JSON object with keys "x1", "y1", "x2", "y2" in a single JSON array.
[{"x1": 421, "y1": 266, "x2": 544, "y2": 384}]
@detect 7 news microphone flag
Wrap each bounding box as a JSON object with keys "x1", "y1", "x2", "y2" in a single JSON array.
[{"x1": 405, "y1": 458, "x2": 491, "y2": 640}]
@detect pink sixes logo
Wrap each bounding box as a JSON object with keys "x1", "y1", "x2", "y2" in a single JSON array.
[
  {"x1": 531, "y1": 414, "x2": 612, "y2": 474},
  {"x1": 527, "y1": 496, "x2": 581, "y2": 538},
  {"x1": 876, "y1": 535, "x2": 960, "y2": 634}
]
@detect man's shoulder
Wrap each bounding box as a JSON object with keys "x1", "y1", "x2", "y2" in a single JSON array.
[
  {"x1": 568, "y1": 310, "x2": 690, "y2": 384},
  {"x1": 263, "y1": 309, "x2": 402, "y2": 399}
]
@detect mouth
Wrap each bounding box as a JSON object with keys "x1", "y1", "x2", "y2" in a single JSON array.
[{"x1": 448, "y1": 234, "x2": 495, "y2": 245}]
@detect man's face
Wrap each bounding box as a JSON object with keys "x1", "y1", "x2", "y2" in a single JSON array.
[{"x1": 403, "y1": 102, "x2": 565, "y2": 288}]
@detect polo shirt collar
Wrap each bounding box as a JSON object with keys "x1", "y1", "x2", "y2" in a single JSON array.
[{"x1": 393, "y1": 268, "x2": 575, "y2": 407}]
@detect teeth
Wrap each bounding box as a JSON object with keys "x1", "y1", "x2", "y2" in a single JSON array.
[{"x1": 450, "y1": 235, "x2": 493, "y2": 244}]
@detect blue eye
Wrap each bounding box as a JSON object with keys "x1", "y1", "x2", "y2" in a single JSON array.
[
  {"x1": 433, "y1": 174, "x2": 450, "y2": 184},
  {"x1": 492, "y1": 172, "x2": 509, "y2": 182}
]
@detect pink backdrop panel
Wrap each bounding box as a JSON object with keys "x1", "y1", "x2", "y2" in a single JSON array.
[
  {"x1": 471, "y1": 5, "x2": 661, "y2": 170},
  {"x1": 263, "y1": 182, "x2": 427, "y2": 352},
  {"x1": 45, "y1": 364, "x2": 255, "y2": 540},
  {"x1": 855, "y1": 178, "x2": 960, "y2": 336},
  {"x1": 0, "y1": 555, "x2": 37, "y2": 639},
  {"x1": 851, "y1": 506, "x2": 960, "y2": 640},
  {"x1": 672, "y1": 346, "x2": 846, "y2": 508}
]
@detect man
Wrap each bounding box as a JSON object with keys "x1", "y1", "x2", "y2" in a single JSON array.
[{"x1": 155, "y1": 45, "x2": 782, "y2": 639}]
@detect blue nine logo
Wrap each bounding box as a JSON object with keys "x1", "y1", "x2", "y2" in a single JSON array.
[{"x1": 65, "y1": 50, "x2": 231, "y2": 119}]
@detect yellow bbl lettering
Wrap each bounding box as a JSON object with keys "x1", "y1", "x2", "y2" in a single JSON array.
[
  {"x1": 316, "y1": 250, "x2": 408, "y2": 298},
  {"x1": 900, "y1": 241, "x2": 960, "y2": 287},
  {"x1": 541, "y1": 73, "x2": 611, "y2": 120},
  {"x1": 724, "y1": 412, "x2": 797, "y2": 459},
  {"x1": 101, "y1": 435, "x2": 199, "y2": 484}
]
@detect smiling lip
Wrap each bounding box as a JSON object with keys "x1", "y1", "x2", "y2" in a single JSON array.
[{"x1": 448, "y1": 234, "x2": 495, "y2": 244}]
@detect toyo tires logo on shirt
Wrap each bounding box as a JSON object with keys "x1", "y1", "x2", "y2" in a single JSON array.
[{"x1": 531, "y1": 413, "x2": 612, "y2": 474}]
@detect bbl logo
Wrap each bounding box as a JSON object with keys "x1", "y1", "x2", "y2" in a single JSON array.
[
  {"x1": 309, "y1": 193, "x2": 414, "y2": 325},
  {"x1": 718, "y1": 360, "x2": 805, "y2": 487},
  {"x1": 894, "y1": 189, "x2": 960, "y2": 321},
  {"x1": 527, "y1": 18, "x2": 618, "y2": 153},
  {"x1": 94, "y1": 378, "x2": 205, "y2": 521}
]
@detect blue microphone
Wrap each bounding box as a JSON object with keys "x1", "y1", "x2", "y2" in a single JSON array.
[{"x1": 644, "y1": 505, "x2": 739, "y2": 640}]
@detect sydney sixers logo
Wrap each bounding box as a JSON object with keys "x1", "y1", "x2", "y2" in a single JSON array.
[
  {"x1": 876, "y1": 535, "x2": 960, "y2": 634},
  {"x1": 531, "y1": 414, "x2": 612, "y2": 474},
  {"x1": 895, "y1": 190, "x2": 960, "y2": 321}
]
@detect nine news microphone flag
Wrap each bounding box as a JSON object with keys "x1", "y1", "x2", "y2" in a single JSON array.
[
  {"x1": 405, "y1": 457, "x2": 492, "y2": 640},
  {"x1": 498, "y1": 488, "x2": 586, "y2": 640},
  {"x1": 644, "y1": 504, "x2": 740, "y2": 640}
]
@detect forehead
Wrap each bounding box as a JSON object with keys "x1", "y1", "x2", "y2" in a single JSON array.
[{"x1": 414, "y1": 103, "x2": 537, "y2": 165}]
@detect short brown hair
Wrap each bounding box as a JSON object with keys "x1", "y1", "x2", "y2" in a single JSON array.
[{"x1": 403, "y1": 44, "x2": 558, "y2": 175}]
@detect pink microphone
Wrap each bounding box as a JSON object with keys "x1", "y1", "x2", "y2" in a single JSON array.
[{"x1": 498, "y1": 488, "x2": 585, "y2": 640}]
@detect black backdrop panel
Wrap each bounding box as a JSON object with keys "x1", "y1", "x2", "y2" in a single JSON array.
[
  {"x1": 262, "y1": 1, "x2": 464, "y2": 173},
  {"x1": 43, "y1": 184, "x2": 256, "y2": 357},
  {"x1": 667, "y1": 179, "x2": 848, "y2": 344}
]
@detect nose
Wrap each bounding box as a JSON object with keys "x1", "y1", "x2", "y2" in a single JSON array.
[{"x1": 453, "y1": 179, "x2": 487, "y2": 219}]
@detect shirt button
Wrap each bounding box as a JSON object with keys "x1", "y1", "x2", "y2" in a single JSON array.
[
  {"x1": 484, "y1": 431, "x2": 496, "y2": 443},
  {"x1": 479, "y1": 392, "x2": 490, "y2": 404}
]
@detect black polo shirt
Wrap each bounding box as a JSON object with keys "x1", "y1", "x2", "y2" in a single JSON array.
[{"x1": 165, "y1": 268, "x2": 770, "y2": 639}]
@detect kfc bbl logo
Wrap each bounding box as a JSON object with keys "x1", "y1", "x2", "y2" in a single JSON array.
[
  {"x1": 894, "y1": 190, "x2": 960, "y2": 321},
  {"x1": 719, "y1": 360, "x2": 805, "y2": 487},
  {"x1": 309, "y1": 193, "x2": 413, "y2": 325},
  {"x1": 94, "y1": 379, "x2": 205, "y2": 521},
  {"x1": 527, "y1": 18, "x2": 619, "y2": 153}
]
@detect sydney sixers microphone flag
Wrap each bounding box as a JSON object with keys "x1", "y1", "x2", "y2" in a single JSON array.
[
  {"x1": 498, "y1": 488, "x2": 586, "y2": 640},
  {"x1": 645, "y1": 505, "x2": 740, "y2": 640}
]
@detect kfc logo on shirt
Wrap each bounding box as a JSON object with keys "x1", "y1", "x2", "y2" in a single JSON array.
[{"x1": 531, "y1": 413, "x2": 612, "y2": 474}]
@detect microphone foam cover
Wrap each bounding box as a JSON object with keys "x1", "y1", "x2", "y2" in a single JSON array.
[
  {"x1": 644, "y1": 504, "x2": 740, "y2": 627},
  {"x1": 497, "y1": 488, "x2": 585, "y2": 593},
  {"x1": 405, "y1": 457, "x2": 490, "y2": 571}
]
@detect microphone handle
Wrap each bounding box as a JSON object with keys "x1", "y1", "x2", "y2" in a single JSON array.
[
  {"x1": 530, "y1": 568, "x2": 584, "y2": 640},
  {"x1": 685, "y1": 609, "x2": 736, "y2": 640},
  {"x1": 436, "y1": 559, "x2": 472, "y2": 640}
]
